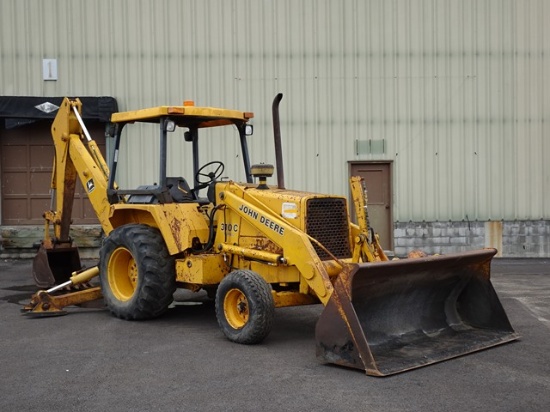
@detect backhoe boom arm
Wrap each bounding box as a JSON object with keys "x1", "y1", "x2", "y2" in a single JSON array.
[
  {"x1": 32, "y1": 97, "x2": 114, "y2": 288},
  {"x1": 48, "y1": 97, "x2": 114, "y2": 240}
]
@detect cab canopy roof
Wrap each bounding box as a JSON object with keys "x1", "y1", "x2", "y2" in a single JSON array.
[{"x1": 110, "y1": 101, "x2": 254, "y2": 129}]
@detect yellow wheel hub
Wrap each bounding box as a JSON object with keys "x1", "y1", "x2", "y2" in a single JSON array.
[
  {"x1": 107, "y1": 247, "x2": 138, "y2": 301},
  {"x1": 224, "y1": 288, "x2": 249, "y2": 329}
]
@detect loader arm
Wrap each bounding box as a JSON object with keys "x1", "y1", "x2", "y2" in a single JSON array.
[{"x1": 220, "y1": 182, "x2": 338, "y2": 305}]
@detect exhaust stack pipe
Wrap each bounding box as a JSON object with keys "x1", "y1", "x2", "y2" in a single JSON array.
[{"x1": 272, "y1": 93, "x2": 285, "y2": 189}]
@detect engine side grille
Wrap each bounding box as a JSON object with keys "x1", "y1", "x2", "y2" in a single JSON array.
[{"x1": 305, "y1": 198, "x2": 351, "y2": 260}]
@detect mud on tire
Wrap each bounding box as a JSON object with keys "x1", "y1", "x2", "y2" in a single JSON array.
[
  {"x1": 215, "y1": 270, "x2": 275, "y2": 344},
  {"x1": 100, "y1": 224, "x2": 176, "y2": 320}
]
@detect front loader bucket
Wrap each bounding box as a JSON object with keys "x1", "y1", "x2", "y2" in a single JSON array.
[
  {"x1": 316, "y1": 249, "x2": 519, "y2": 376},
  {"x1": 32, "y1": 243, "x2": 82, "y2": 289}
]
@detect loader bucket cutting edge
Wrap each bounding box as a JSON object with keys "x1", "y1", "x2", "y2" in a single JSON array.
[
  {"x1": 32, "y1": 244, "x2": 82, "y2": 289},
  {"x1": 315, "y1": 249, "x2": 519, "y2": 376}
]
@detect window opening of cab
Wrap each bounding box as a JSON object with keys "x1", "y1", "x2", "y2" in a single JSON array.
[{"x1": 107, "y1": 117, "x2": 252, "y2": 197}]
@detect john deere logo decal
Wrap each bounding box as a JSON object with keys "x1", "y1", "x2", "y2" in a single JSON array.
[{"x1": 86, "y1": 179, "x2": 95, "y2": 193}]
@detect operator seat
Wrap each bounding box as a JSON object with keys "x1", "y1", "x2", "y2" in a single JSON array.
[{"x1": 166, "y1": 177, "x2": 195, "y2": 202}]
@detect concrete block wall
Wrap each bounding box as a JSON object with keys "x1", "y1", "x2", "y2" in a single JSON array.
[
  {"x1": 394, "y1": 220, "x2": 550, "y2": 258},
  {"x1": 2, "y1": 221, "x2": 549, "y2": 259},
  {"x1": 501, "y1": 220, "x2": 550, "y2": 257},
  {"x1": 0, "y1": 225, "x2": 102, "y2": 259}
]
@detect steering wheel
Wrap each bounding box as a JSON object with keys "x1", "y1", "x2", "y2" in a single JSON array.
[{"x1": 194, "y1": 161, "x2": 225, "y2": 190}]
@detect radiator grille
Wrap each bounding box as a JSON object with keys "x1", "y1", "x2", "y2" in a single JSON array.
[{"x1": 305, "y1": 198, "x2": 351, "y2": 260}]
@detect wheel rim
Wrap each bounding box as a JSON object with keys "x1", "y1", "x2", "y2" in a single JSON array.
[
  {"x1": 224, "y1": 288, "x2": 249, "y2": 329},
  {"x1": 107, "y1": 247, "x2": 138, "y2": 301}
]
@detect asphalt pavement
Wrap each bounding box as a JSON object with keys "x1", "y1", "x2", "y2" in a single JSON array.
[{"x1": 1, "y1": 258, "x2": 549, "y2": 412}]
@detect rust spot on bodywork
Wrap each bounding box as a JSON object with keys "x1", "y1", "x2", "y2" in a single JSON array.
[
  {"x1": 253, "y1": 237, "x2": 283, "y2": 255},
  {"x1": 169, "y1": 218, "x2": 183, "y2": 251}
]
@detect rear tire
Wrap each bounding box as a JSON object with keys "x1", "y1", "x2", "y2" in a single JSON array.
[
  {"x1": 99, "y1": 224, "x2": 176, "y2": 320},
  {"x1": 215, "y1": 270, "x2": 275, "y2": 344}
]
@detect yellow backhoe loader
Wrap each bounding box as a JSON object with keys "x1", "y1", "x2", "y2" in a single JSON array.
[{"x1": 23, "y1": 95, "x2": 518, "y2": 376}]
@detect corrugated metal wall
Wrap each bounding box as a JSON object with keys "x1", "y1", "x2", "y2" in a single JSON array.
[{"x1": 1, "y1": 0, "x2": 549, "y2": 222}]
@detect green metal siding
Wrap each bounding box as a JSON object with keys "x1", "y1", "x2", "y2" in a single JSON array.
[{"x1": 1, "y1": 0, "x2": 548, "y2": 222}]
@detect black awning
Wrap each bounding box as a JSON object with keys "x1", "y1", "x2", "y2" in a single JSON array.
[{"x1": 0, "y1": 96, "x2": 118, "y2": 129}]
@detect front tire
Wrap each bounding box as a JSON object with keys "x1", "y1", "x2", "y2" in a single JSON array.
[
  {"x1": 215, "y1": 270, "x2": 275, "y2": 344},
  {"x1": 99, "y1": 224, "x2": 176, "y2": 320}
]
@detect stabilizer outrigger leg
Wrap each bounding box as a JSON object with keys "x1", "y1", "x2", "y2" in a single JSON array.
[{"x1": 22, "y1": 266, "x2": 102, "y2": 317}]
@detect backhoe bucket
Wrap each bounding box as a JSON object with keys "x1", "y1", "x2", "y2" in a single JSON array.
[
  {"x1": 32, "y1": 243, "x2": 82, "y2": 289},
  {"x1": 316, "y1": 249, "x2": 519, "y2": 376}
]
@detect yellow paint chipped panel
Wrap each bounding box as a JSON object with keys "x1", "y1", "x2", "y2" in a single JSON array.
[{"x1": 110, "y1": 203, "x2": 210, "y2": 255}]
